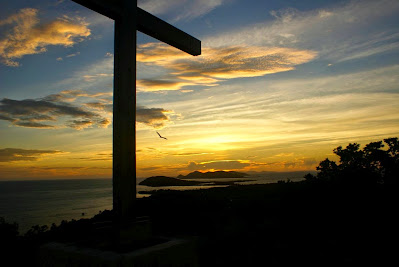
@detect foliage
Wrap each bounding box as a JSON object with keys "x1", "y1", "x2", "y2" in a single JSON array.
[
  {"x1": 0, "y1": 217, "x2": 19, "y2": 240},
  {"x1": 305, "y1": 137, "x2": 399, "y2": 185},
  {"x1": 25, "y1": 224, "x2": 49, "y2": 237}
]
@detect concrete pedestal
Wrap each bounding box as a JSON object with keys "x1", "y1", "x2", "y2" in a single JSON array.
[{"x1": 38, "y1": 237, "x2": 198, "y2": 267}]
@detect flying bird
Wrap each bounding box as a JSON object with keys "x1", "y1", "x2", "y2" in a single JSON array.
[{"x1": 156, "y1": 131, "x2": 167, "y2": 140}]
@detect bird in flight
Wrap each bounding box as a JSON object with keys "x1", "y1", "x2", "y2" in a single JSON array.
[{"x1": 156, "y1": 131, "x2": 167, "y2": 140}]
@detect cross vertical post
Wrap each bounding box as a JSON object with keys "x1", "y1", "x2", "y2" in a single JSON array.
[
  {"x1": 71, "y1": 0, "x2": 200, "y2": 224},
  {"x1": 113, "y1": 0, "x2": 137, "y2": 221}
]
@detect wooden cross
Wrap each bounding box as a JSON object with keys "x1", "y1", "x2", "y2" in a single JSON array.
[{"x1": 71, "y1": 0, "x2": 201, "y2": 221}]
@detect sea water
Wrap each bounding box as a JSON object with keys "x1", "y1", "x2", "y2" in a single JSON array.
[
  {"x1": 0, "y1": 178, "x2": 228, "y2": 234},
  {"x1": 0, "y1": 175, "x2": 305, "y2": 234},
  {"x1": 0, "y1": 179, "x2": 113, "y2": 234}
]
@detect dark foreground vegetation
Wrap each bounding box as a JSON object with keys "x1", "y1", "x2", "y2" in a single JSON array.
[{"x1": 1, "y1": 138, "x2": 398, "y2": 266}]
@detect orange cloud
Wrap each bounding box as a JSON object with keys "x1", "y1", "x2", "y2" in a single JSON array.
[
  {"x1": 187, "y1": 160, "x2": 250, "y2": 171},
  {"x1": 136, "y1": 43, "x2": 317, "y2": 91},
  {"x1": 83, "y1": 73, "x2": 113, "y2": 82},
  {"x1": 0, "y1": 8, "x2": 90, "y2": 67},
  {"x1": 137, "y1": 79, "x2": 197, "y2": 92},
  {"x1": 0, "y1": 148, "x2": 64, "y2": 162},
  {"x1": 67, "y1": 119, "x2": 93, "y2": 130}
]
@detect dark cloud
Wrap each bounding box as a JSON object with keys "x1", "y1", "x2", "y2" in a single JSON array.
[
  {"x1": 0, "y1": 114, "x2": 14, "y2": 121},
  {"x1": 0, "y1": 148, "x2": 63, "y2": 162},
  {"x1": 84, "y1": 103, "x2": 173, "y2": 128},
  {"x1": 137, "y1": 106, "x2": 173, "y2": 128},
  {"x1": 0, "y1": 93, "x2": 110, "y2": 130},
  {"x1": 0, "y1": 98, "x2": 96, "y2": 117},
  {"x1": 0, "y1": 90, "x2": 175, "y2": 130},
  {"x1": 13, "y1": 121, "x2": 55, "y2": 128}
]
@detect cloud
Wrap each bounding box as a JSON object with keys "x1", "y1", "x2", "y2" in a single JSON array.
[
  {"x1": 67, "y1": 119, "x2": 93, "y2": 130},
  {"x1": 98, "y1": 118, "x2": 111, "y2": 128},
  {"x1": 66, "y1": 52, "x2": 80, "y2": 58},
  {"x1": 83, "y1": 73, "x2": 113, "y2": 82},
  {"x1": 283, "y1": 157, "x2": 318, "y2": 169},
  {"x1": 203, "y1": 0, "x2": 399, "y2": 63},
  {"x1": 138, "y1": 0, "x2": 224, "y2": 21},
  {"x1": 84, "y1": 102, "x2": 113, "y2": 113},
  {"x1": 0, "y1": 8, "x2": 90, "y2": 66},
  {"x1": 187, "y1": 160, "x2": 250, "y2": 171},
  {"x1": 137, "y1": 43, "x2": 316, "y2": 91},
  {"x1": 0, "y1": 90, "x2": 110, "y2": 130},
  {"x1": 54, "y1": 57, "x2": 114, "y2": 92},
  {"x1": 137, "y1": 79, "x2": 196, "y2": 91},
  {"x1": 0, "y1": 98, "x2": 95, "y2": 117},
  {"x1": 0, "y1": 89, "x2": 177, "y2": 130},
  {"x1": 0, "y1": 148, "x2": 63, "y2": 162},
  {"x1": 173, "y1": 152, "x2": 214, "y2": 157},
  {"x1": 137, "y1": 106, "x2": 174, "y2": 128},
  {"x1": 84, "y1": 102, "x2": 174, "y2": 128}
]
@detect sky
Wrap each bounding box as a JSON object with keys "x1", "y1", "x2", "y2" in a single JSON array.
[{"x1": 0, "y1": 0, "x2": 399, "y2": 180}]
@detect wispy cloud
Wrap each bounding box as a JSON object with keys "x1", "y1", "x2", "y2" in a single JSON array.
[
  {"x1": 134, "y1": 64, "x2": 399, "y2": 174},
  {"x1": 187, "y1": 160, "x2": 250, "y2": 171},
  {"x1": 137, "y1": 43, "x2": 316, "y2": 91},
  {"x1": 83, "y1": 73, "x2": 113, "y2": 82},
  {"x1": 204, "y1": 0, "x2": 399, "y2": 63},
  {"x1": 138, "y1": 0, "x2": 224, "y2": 22},
  {"x1": 0, "y1": 8, "x2": 90, "y2": 67},
  {"x1": 55, "y1": 57, "x2": 114, "y2": 92},
  {"x1": 66, "y1": 51, "x2": 80, "y2": 58},
  {"x1": 84, "y1": 102, "x2": 113, "y2": 113},
  {"x1": 0, "y1": 148, "x2": 64, "y2": 162}
]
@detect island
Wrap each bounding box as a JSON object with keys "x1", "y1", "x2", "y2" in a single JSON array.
[{"x1": 177, "y1": 171, "x2": 248, "y2": 179}]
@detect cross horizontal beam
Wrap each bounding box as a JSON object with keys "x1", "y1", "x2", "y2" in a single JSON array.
[
  {"x1": 137, "y1": 8, "x2": 200, "y2": 56},
  {"x1": 71, "y1": 0, "x2": 201, "y2": 56}
]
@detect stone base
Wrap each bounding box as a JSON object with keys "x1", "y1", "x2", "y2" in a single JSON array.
[{"x1": 38, "y1": 237, "x2": 198, "y2": 267}]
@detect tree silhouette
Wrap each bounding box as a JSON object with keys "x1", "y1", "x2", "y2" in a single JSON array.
[{"x1": 306, "y1": 138, "x2": 399, "y2": 185}]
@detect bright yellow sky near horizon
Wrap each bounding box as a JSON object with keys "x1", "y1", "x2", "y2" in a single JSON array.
[{"x1": 1, "y1": 0, "x2": 399, "y2": 180}]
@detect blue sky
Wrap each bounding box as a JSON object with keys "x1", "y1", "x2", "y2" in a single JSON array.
[{"x1": 1, "y1": 0, "x2": 399, "y2": 179}]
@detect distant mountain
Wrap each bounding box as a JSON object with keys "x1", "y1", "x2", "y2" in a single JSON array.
[
  {"x1": 246, "y1": 171, "x2": 316, "y2": 179},
  {"x1": 139, "y1": 176, "x2": 203, "y2": 187},
  {"x1": 177, "y1": 171, "x2": 249, "y2": 179}
]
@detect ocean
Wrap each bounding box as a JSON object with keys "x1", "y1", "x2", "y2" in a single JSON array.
[{"x1": 0, "y1": 174, "x2": 306, "y2": 234}]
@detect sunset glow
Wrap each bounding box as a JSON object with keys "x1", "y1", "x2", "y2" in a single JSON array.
[{"x1": 1, "y1": 0, "x2": 399, "y2": 180}]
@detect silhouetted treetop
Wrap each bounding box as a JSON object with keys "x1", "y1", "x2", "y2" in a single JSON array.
[{"x1": 306, "y1": 138, "x2": 399, "y2": 185}]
